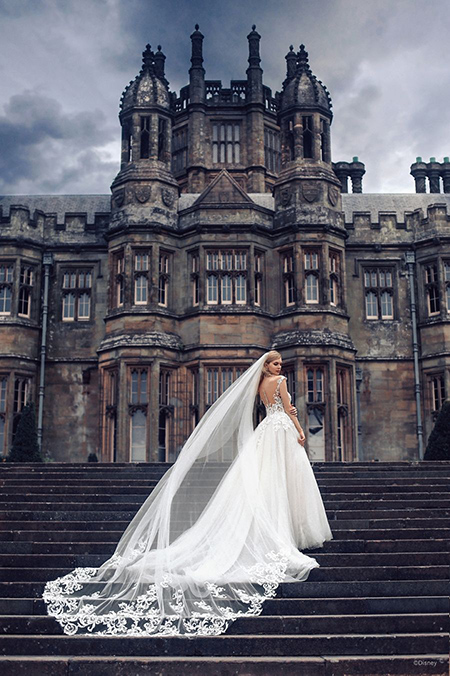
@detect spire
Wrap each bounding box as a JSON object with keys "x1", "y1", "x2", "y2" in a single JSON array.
[
  {"x1": 247, "y1": 24, "x2": 261, "y2": 69},
  {"x1": 280, "y1": 41, "x2": 332, "y2": 117},
  {"x1": 190, "y1": 24, "x2": 204, "y2": 70},
  {"x1": 296, "y1": 44, "x2": 311, "y2": 74},
  {"x1": 153, "y1": 45, "x2": 166, "y2": 80},
  {"x1": 285, "y1": 45, "x2": 296, "y2": 79},
  {"x1": 141, "y1": 44, "x2": 155, "y2": 73}
]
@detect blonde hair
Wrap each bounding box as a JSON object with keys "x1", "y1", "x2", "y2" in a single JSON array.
[{"x1": 260, "y1": 351, "x2": 282, "y2": 384}]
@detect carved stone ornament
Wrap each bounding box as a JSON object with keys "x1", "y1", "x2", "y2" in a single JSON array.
[
  {"x1": 161, "y1": 188, "x2": 176, "y2": 208},
  {"x1": 113, "y1": 188, "x2": 125, "y2": 208},
  {"x1": 135, "y1": 185, "x2": 152, "y2": 203},
  {"x1": 328, "y1": 185, "x2": 340, "y2": 207},
  {"x1": 302, "y1": 181, "x2": 319, "y2": 203},
  {"x1": 280, "y1": 188, "x2": 292, "y2": 207}
]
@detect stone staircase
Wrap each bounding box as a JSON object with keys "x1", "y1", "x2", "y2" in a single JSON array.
[{"x1": 0, "y1": 461, "x2": 448, "y2": 676}]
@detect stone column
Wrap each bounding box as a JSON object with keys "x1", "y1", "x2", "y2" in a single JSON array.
[
  {"x1": 427, "y1": 158, "x2": 441, "y2": 193},
  {"x1": 188, "y1": 25, "x2": 207, "y2": 193},
  {"x1": 349, "y1": 157, "x2": 365, "y2": 193},
  {"x1": 441, "y1": 157, "x2": 450, "y2": 193},
  {"x1": 410, "y1": 158, "x2": 427, "y2": 193},
  {"x1": 333, "y1": 162, "x2": 349, "y2": 193},
  {"x1": 246, "y1": 25, "x2": 265, "y2": 192}
]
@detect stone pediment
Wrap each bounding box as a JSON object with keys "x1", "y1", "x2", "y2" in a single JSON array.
[{"x1": 193, "y1": 170, "x2": 254, "y2": 207}]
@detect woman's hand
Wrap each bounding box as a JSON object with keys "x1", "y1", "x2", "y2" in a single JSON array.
[
  {"x1": 289, "y1": 405, "x2": 297, "y2": 416},
  {"x1": 297, "y1": 430, "x2": 306, "y2": 446}
]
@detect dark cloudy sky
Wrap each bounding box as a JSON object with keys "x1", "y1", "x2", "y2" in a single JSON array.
[{"x1": 0, "y1": 0, "x2": 449, "y2": 195}]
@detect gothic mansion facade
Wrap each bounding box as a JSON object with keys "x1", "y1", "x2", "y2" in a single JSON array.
[{"x1": 0, "y1": 28, "x2": 449, "y2": 463}]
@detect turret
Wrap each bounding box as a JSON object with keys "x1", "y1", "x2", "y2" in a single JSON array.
[
  {"x1": 274, "y1": 43, "x2": 342, "y2": 227},
  {"x1": 110, "y1": 43, "x2": 178, "y2": 229}
]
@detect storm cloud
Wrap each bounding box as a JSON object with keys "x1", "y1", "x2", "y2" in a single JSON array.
[{"x1": 0, "y1": 0, "x2": 449, "y2": 194}]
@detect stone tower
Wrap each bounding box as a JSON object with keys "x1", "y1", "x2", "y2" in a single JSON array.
[
  {"x1": 271, "y1": 44, "x2": 356, "y2": 462},
  {"x1": 110, "y1": 43, "x2": 179, "y2": 228},
  {"x1": 274, "y1": 44, "x2": 342, "y2": 226}
]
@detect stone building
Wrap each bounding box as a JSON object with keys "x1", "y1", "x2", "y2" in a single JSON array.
[{"x1": 0, "y1": 28, "x2": 449, "y2": 464}]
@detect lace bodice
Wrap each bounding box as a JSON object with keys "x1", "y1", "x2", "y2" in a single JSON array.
[{"x1": 261, "y1": 376, "x2": 289, "y2": 416}]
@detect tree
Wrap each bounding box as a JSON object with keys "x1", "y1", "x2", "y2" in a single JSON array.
[
  {"x1": 424, "y1": 400, "x2": 450, "y2": 461},
  {"x1": 7, "y1": 402, "x2": 43, "y2": 463}
]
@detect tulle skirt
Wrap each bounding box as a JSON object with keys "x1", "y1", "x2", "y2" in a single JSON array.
[{"x1": 43, "y1": 411, "x2": 332, "y2": 636}]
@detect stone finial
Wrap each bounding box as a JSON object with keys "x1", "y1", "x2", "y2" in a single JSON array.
[
  {"x1": 247, "y1": 23, "x2": 261, "y2": 68},
  {"x1": 142, "y1": 44, "x2": 155, "y2": 72},
  {"x1": 297, "y1": 44, "x2": 311, "y2": 73},
  {"x1": 247, "y1": 24, "x2": 261, "y2": 68},
  {"x1": 190, "y1": 23, "x2": 204, "y2": 69},
  {"x1": 285, "y1": 45, "x2": 297, "y2": 79},
  {"x1": 153, "y1": 45, "x2": 166, "y2": 80}
]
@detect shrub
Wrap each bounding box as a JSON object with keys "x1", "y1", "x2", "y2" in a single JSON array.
[
  {"x1": 424, "y1": 400, "x2": 450, "y2": 461},
  {"x1": 7, "y1": 402, "x2": 43, "y2": 463}
]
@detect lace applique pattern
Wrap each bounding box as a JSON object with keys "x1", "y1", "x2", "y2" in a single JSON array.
[
  {"x1": 257, "y1": 376, "x2": 296, "y2": 440},
  {"x1": 42, "y1": 550, "x2": 290, "y2": 637},
  {"x1": 263, "y1": 376, "x2": 286, "y2": 416}
]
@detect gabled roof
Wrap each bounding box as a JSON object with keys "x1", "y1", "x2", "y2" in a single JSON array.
[{"x1": 192, "y1": 170, "x2": 255, "y2": 207}]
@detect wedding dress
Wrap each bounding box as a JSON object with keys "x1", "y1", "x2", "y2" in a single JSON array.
[{"x1": 43, "y1": 353, "x2": 332, "y2": 637}]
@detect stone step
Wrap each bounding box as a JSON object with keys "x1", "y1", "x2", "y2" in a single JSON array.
[
  {"x1": 1, "y1": 551, "x2": 447, "y2": 570},
  {"x1": 3, "y1": 489, "x2": 450, "y2": 505},
  {"x1": 1, "y1": 538, "x2": 447, "y2": 555},
  {"x1": 1, "y1": 565, "x2": 448, "y2": 583},
  {"x1": 2, "y1": 496, "x2": 449, "y2": 512},
  {"x1": 2, "y1": 579, "x2": 447, "y2": 599},
  {"x1": 1, "y1": 613, "x2": 447, "y2": 636},
  {"x1": 1, "y1": 508, "x2": 448, "y2": 522},
  {"x1": 4, "y1": 483, "x2": 450, "y2": 499},
  {"x1": 0, "y1": 470, "x2": 450, "y2": 483},
  {"x1": 0, "y1": 655, "x2": 448, "y2": 676},
  {"x1": 0, "y1": 633, "x2": 446, "y2": 657},
  {"x1": 1, "y1": 461, "x2": 446, "y2": 469},
  {"x1": 3, "y1": 478, "x2": 449, "y2": 491},
  {"x1": 2, "y1": 518, "x2": 448, "y2": 532},
  {"x1": 2, "y1": 527, "x2": 448, "y2": 543},
  {"x1": 2, "y1": 462, "x2": 448, "y2": 670},
  {"x1": 1, "y1": 595, "x2": 447, "y2": 617}
]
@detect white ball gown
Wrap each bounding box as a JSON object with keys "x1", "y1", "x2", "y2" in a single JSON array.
[{"x1": 43, "y1": 355, "x2": 332, "y2": 637}]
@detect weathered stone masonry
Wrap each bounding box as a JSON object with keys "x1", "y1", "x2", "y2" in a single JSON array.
[{"x1": 0, "y1": 28, "x2": 449, "y2": 463}]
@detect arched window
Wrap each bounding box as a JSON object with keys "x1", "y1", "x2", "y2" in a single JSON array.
[
  {"x1": 140, "y1": 116, "x2": 150, "y2": 159},
  {"x1": 104, "y1": 369, "x2": 118, "y2": 462},
  {"x1": 304, "y1": 250, "x2": 320, "y2": 304},
  {"x1": 0, "y1": 286, "x2": 12, "y2": 315},
  {"x1": 131, "y1": 409, "x2": 147, "y2": 462},
  {"x1": 364, "y1": 268, "x2": 395, "y2": 319},
  {"x1": 158, "y1": 117, "x2": 167, "y2": 160},
  {"x1": 129, "y1": 368, "x2": 148, "y2": 462},
  {"x1": 62, "y1": 293, "x2": 76, "y2": 321},
  {"x1": 0, "y1": 376, "x2": 7, "y2": 457},
  {"x1": 302, "y1": 116, "x2": 314, "y2": 158},
  {"x1": 306, "y1": 274, "x2": 319, "y2": 303},
  {"x1": 306, "y1": 366, "x2": 325, "y2": 461}
]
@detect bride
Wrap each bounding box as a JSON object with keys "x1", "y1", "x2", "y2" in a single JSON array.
[{"x1": 43, "y1": 351, "x2": 332, "y2": 637}]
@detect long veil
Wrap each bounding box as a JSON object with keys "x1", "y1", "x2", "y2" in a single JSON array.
[{"x1": 43, "y1": 352, "x2": 319, "y2": 636}]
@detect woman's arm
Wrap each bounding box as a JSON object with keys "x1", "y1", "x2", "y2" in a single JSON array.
[{"x1": 279, "y1": 378, "x2": 306, "y2": 445}]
